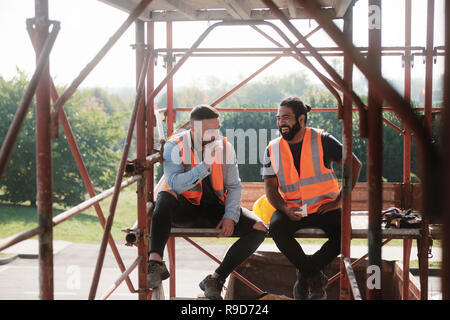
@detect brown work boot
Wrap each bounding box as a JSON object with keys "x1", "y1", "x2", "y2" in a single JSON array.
[
  {"x1": 199, "y1": 275, "x2": 225, "y2": 300},
  {"x1": 147, "y1": 260, "x2": 170, "y2": 289},
  {"x1": 307, "y1": 271, "x2": 328, "y2": 300},
  {"x1": 293, "y1": 269, "x2": 310, "y2": 300}
]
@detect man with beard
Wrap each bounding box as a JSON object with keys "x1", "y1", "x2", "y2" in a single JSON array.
[
  {"x1": 147, "y1": 104, "x2": 267, "y2": 300},
  {"x1": 262, "y1": 96, "x2": 362, "y2": 300}
]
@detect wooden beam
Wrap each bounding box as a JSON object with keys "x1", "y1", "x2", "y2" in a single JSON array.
[
  {"x1": 220, "y1": 0, "x2": 251, "y2": 19},
  {"x1": 163, "y1": 0, "x2": 197, "y2": 20},
  {"x1": 333, "y1": 0, "x2": 353, "y2": 18},
  {"x1": 147, "y1": 8, "x2": 337, "y2": 21},
  {"x1": 287, "y1": 0, "x2": 297, "y2": 18}
]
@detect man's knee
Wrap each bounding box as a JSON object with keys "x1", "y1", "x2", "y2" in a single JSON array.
[
  {"x1": 159, "y1": 190, "x2": 178, "y2": 201},
  {"x1": 153, "y1": 190, "x2": 179, "y2": 218},
  {"x1": 252, "y1": 227, "x2": 268, "y2": 243},
  {"x1": 252, "y1": 220, "x2": 268, "y2": 232},
  {"x1": 268, "y1": 211, "x2": 290, "y2": 239},
  {"x1": 155, "y1": 190, "x2": 178, "y2": 208}
]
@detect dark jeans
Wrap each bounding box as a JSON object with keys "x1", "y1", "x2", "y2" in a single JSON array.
[
  {"x1": 149, "y1": 191, "x2": 267, "y2": 280},
  {"x1": 269, "y1": 209, "x2": 341, "y2": 278}
]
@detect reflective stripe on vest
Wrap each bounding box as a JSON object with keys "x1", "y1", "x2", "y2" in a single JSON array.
[
  {"x1": 268, "y1": 127, "x2": 340, "y2": 214},
  {"x1": 164, "y1": 130, "x2": 230, "y2": 205}
]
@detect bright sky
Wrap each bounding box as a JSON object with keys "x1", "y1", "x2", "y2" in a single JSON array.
[{"x1": 0, "y1": 0, "x2": 445, "y2": 94}]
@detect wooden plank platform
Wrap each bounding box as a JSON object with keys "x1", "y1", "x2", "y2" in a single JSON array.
[
  {"x1": 166, "y1": 181, "x2": 442, "y2": 240},
  {"x1": 170, "y1": 227, "x2": 423, "y2": 239}
]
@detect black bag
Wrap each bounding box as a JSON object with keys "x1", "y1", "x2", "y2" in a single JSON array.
[{"x1": 382, "y1": 207, "x2": 422, "y2": 229}]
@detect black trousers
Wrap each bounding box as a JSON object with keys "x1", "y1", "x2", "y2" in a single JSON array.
[
  {"x1": 269, "y1": 208, "x2": 341, "y2": 278},
  {"x1": 149, "y1": 191, "x2": 267, "y2": 280}
]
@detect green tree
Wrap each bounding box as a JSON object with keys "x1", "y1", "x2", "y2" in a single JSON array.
[{"x1": 0, "y1": 72, "x2": 126, "y2": 207}]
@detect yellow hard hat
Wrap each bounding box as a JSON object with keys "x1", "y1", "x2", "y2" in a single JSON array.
[{"x1": 252, "y1": 194, "x2": 276, "y2": 225}]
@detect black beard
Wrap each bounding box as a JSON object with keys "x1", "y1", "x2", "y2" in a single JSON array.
[{"x1": 279, "y1": 121, "x2": 301, "y2": 141}]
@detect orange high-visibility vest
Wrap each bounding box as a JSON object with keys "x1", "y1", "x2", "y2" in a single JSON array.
[
  {"x1": 267, "y1": 127, "x2": 340, "y2": 214},
  {"x1": 164, "y1": 130, "x2": 230, "y2": 205}
]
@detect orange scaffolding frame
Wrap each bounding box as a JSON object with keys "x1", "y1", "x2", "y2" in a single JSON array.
[{"x1": 0, "y1": 0, "x2": 448, "y2": 300}]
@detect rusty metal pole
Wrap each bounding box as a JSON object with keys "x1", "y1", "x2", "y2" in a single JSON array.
[
  {"x1": 340, "y1": 1, "x2": 354, "y2": 300},
  {"x1": 34, "y1": 0, "x2": 53, "y2": 300},
  {"x1": 0, "y1": 19, "x2": 59, "y2": 181},
  {"x1": 48, "y1": 82, "x2": 136, "y2": 293},
  {"x1": 51, "y1": 0, "x2": 153, "y2": 138},
  {"x1": 442, "y1": 0, "x2": 450, "y2": 301},
  {"x1": 295, "y1": 0, "x2": 436, "y2": 157},
  {"x1": 367, "y1": 0, "x2": 383, "y2": 300},
  {"x1": 417, "y1": 0, "x2": 435, "y2": 300},
  {"x1": 146, "y1": 21, "x2": 156, "y2": 258},
  {"x1": 402, "y1": 0, "x2": 413, "y2": 300},
  {"x1": 26, "y1": 6, "x2": 139, "y2": 289},
  {"x1": 88, "y1": 49, "x2": 151, "y2": 300},
  {"x1": 166, "y1": 21, "x2": 175, "y2": 137},
  {"x1": 29, "y1": 31, "x2": 134, "y2": 292},
  {"x1": 146, "y1": 21, "x2": 155, "y2": 211},
  {"x1": 135, "y1": 19, "x2": 149, "y2": 300},
  {"x1": 265, "y1": 0, "x2": 369, "y2": 137},
  {"x1": 424, "y1": 0, "x2": 435, "y2": 133},
  {"x1": 145, "y1": 21, "x2": 155, "y2": 299},
  {"x1": 166, "y1": 20, "x2": 176, "y2": 299},
  {"x1": 210, "y1": 27, "x2": 321, "y2": 108}
]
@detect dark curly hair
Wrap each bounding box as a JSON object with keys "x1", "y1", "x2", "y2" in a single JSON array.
[
  {"x1": 279, "y1": 96, "x2": 311, "y2": 124},
  {"x1": 190, "y1": 104, "x2": 219, "y2": 121}
]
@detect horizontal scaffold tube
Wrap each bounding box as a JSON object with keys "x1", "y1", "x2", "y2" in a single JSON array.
[{"x1": 0, "y1": 175, "x2": 141, "y2": 252}]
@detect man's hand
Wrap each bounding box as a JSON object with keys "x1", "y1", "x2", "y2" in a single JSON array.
[
  {"x1": 282, "y1": 205, "x2": 303, "y2": 221},
  {"x1": 203, "y1": 140, "x2": 222, "y2": 171},
  {"x1": 215, "y1": 218, "x2": 235, "y2": 237},
  {"x1": 315, "y1": 194, "x2": 342, "y2": 215}
]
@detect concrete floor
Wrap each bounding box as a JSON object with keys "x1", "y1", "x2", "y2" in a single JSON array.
[{"x1": 0, "y1": 238, "x2": 443, "y2": 300}]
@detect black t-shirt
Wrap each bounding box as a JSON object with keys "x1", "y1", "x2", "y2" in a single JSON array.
[
  {"x1": 262, "y1": 132, "x2": 343, "y2": 179},
  {"x1": 200, "y1": 175, "x2": 223, "y2": 206},
  {"x1": 199, "y1": 149, "x2": 223, "y2": 207}
]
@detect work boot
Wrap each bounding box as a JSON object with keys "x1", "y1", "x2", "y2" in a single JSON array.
[
  {"x1": 293, "y1": 269, "x2": 309, "y2": 300},
  {"x1": 199, "y1": 275, "x2": 225, "y2": 300},
  {"x1": 307, "y1": 270, "x2": 328, "y2": 300},
  {"x1": 147, "y1": 260, "x2": 170, "y2": 289}
]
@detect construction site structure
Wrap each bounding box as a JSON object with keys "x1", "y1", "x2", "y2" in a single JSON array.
[{"x1": 0, "y1": 0, "x2": 449, "y2": 300}]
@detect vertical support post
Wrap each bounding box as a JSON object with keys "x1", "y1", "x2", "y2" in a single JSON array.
[
  {"x1": 442, "y1": 0, "x2": 450, "y2": 301},
  {"x1": 145, "y1": 21, "x2": 155, "y2": 301},
  {"x1": 417, "y1": 0, "x2": 435, "y2": 300},
  {"x1": 166, "y1": 20, "x2": 176, "y2": 299},
  {"x1": 402, "y1": 0, "x2": 413, "y2": 300},
  {"x1": 166, "y1": 21, "x2": 174, "y2": 137},
  {"x1": 403, "y1": 0, "x2": 412, "y2": 208},
  {"x1": 424, "y1": 0, "x2": 435, "y2": 133},
  {"x1": 367, "y1": 0, "x2": 383, "y2": 300},
  {"x1": 402, "y1": 238, "x2": 412, "y2": 299},
  {"x1": 167, "y1": 237, "x2": 176, "y2": 298},
  {"x1": 146, "y1": 21, "x2": 155, "y2": 208},
  {"x1": 34, "y1": 0, "x2": 53, "y2": 300},
  {"x1": 340, "y1": 1, "x2": 354, "y2": 301},
  {"x1": 135, "y1": 19, "x2": 149, "y2": 300}
]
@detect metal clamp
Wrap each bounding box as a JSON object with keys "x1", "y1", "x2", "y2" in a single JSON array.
[
  {"x1": 122, "y1": 227, "x2": 140, "y2": 247},
  {"x1": 122, "y1": 227, "x2": 149, "y2": 246},
  {"x1": 163, "y1": 53, "x2": 176, "y2": 68},
  {"x1": 428, "y1": 239, "x2": 433, "y2": 259}
]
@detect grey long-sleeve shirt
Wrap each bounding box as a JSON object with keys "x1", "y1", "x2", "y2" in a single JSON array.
[{"x1": 163, "y1": 133, "x2": 243, "y2": 223}]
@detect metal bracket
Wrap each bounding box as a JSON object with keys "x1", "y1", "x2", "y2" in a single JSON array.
[
  {"x1": 401, "y1": 54, "x2": 415, "y2": 69},
  {"x1": 428, "y1": 239, "x2": 433, "y2": 259},
  {"x1": 125, "y1": 159, "x2": 147, "y2": 177},
  {"x1": 124, "y1": 151, "x2": 162, "y2": 177},
  {"x1": 163, "y1": 53, "x2": 176, "y2": 68},
  {"x1": 130, "y1": 43, "x2": 153, "y2": 50},
  {"x1": 122, "y1": 227, "x2": 140, "y2": 246},
  {"x1": 122, "y1": 227, "x2": 150, "y2": 247}
]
